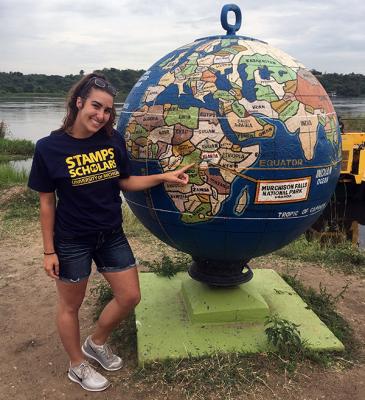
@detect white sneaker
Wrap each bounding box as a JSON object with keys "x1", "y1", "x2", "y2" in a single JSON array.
[
  {"x1": 82, "y1": 336, "x2": 123, "y2": 371},
  {"x1": 68, "y1": 361, "x2": 110, "y2": 392}
]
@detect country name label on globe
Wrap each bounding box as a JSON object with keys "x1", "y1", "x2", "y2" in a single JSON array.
[{"x1": 255, "y1": 177, "x2": 311, "y2": 203}]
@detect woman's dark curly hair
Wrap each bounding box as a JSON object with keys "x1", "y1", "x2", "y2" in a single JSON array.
[{"x1": 61, "y1": 73, "x2": 117, "y2": 136}]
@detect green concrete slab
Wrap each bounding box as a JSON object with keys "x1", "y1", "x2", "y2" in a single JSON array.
[{"x1": 136, "y1": 270, "x2": 344, "y2": 365}]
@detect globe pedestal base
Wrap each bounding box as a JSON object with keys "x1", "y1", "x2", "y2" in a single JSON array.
[
  {"x1": 135, "y1": 270, "x2": 344, "y2": 364},
  {"x1": 188, "y1": 258, "x2": 253, "y2": 286}
]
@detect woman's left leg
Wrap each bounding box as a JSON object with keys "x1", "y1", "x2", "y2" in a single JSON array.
[
  {"x1": 55, "y1": 278, "x2": 89, "y2": 365},
  {"x1": 92, "y1": 267, "x2": 141, "y2": 345}
]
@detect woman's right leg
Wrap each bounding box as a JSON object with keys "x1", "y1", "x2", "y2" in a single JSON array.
[{"x1": 55, "y1": 279, "x2": 88, "y2": 366}]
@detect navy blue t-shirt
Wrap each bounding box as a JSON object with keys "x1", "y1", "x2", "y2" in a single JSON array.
[{"x1": 28, "y1": 129, "x2": 130, "y2": 238}]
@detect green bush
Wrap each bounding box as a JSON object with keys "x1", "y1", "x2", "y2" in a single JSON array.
[
  {"x1": 0, "y1": 137, "x2": 35, "y2": 156},
  {"x1": 264, "y1": 315, "x2": 304, "y2": 358}
]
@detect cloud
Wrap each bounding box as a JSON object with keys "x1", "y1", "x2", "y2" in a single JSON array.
[{"x1": 0, "y1": 0, "x2": 364, "y2": 74}]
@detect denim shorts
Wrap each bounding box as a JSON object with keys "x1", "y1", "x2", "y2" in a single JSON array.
[{"x1": 54, "y1": 228, "x2": 136, "y2": 283}]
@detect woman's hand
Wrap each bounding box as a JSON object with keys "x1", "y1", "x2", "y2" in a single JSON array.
[
  {"x1": 161, "y1": 163, "x2": 195, "y2": 185},
  {"x1": 120, "y1": 163, "x2": 195, "y2": 191},
  {"x1": 43, "y1": 253, "x2": 60, "y2": 279}
]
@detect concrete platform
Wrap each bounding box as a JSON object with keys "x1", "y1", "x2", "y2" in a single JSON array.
[{"x1": 135, "y1": 270, "x2": 344, "y2": 365}]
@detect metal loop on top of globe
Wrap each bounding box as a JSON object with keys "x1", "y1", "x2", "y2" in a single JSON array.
[
  {"x1": 220, "y1": 4, "x2": 242, "y2": 35},
  {"x1": 117, "y1": 4, "x2": 341, "y2": 286}
]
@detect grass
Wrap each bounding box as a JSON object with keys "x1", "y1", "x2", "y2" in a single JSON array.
[
  {"x1": 0, "y1": 188, "x2": 39, "y2": 238},
  {"x1": 142, "y1": 253, "x2": 190, "y2": 278},
  {"x1": 132, "y1": 354, "x2": 270, "y2": 399},
  {"x1": 0, "y1": 188, "x2": 39, "y2": 220},
  {"x1": 281, "y1": 274, "x2": 357, "y2": 363},
  {"x1": 0, "y1": 137, "x2": 35, "y2": 156},
  {"x1": 0, "y1": 163, "x2": 29, "y2": 188},
  {"x1": 275, "y1": 234, "x2": 365, "y2": 275},
  {"x1": 121, "y1": 202, "x2": 150, "y2": 238}
]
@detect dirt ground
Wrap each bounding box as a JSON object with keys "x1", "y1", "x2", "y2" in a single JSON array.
[{"x1": 0, "y1": 215, "x2": 364, "y2": 400}]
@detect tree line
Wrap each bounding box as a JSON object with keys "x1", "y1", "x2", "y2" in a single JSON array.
[
  {"x1": 0, "y1": 68, "x2": 145, "y2": 100},
  {"x1": 0, "y1": 68, "x2": 365, "y2": 98},
  {"x1": 312, "y1": 70, "x2": 365, "y2": 97}
]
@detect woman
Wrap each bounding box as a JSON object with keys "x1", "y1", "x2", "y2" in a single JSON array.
[{"x1": 28, "y1": 73, "x2": 192, "y2": 392}]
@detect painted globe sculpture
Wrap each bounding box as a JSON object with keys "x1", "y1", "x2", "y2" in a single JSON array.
[{"x1": 117, "y1": 5, "x2": 341, "y2": 285}]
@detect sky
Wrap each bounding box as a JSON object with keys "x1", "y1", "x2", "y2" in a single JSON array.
[{"x1": 0, "y1": 0, "x2": 364, "y2": 75}]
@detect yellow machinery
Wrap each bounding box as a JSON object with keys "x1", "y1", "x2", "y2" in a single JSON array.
[
  {"x1": 340, "y1": 132, "x2": 365, "y2": 185},
  {"x1": 306, "y1": 128, "x2": 365, "y2": 246},
  {"x1": 306, "y1": 131, "x2": 365, "y2": 245}
]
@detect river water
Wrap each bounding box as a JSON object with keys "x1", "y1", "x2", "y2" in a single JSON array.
[
  {"x1": 0, "y1": 96, "x2": 365, "y2": 143},
  {"x1": 0, "y1": 97, "x2": 125, "y2": 142}
]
